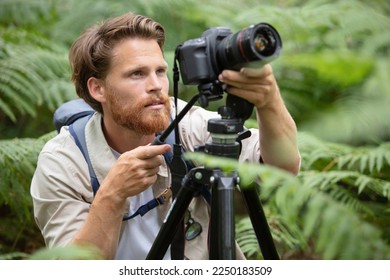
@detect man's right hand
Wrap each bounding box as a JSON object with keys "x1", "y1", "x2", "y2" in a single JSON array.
[{"x1": 99, "y1": 144, "x2": 171, "y2": 200}]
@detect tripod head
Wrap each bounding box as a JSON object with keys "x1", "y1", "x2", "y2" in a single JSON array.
[
  {"x1": 196, "y1": 84, "x2": 253, "y2": 160},
  {"x1": 153, "y1": 78, "x2": 253, "y2": 154}
]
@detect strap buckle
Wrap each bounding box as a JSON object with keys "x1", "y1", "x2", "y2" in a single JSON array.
[{"x1": 157, "y1": 188, "x2": 172, "y2": 204}]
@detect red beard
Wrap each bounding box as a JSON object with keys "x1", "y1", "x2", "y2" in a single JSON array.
[{"x1": 107, "y1": 92, "x2": 171, "y2": 135}]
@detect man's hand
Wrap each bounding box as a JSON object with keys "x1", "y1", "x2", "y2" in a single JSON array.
[
  {"x1": 100, "y1": 144, "x2": 171, "y2": 200},
  {"x1": 219, "y1": 64, "x2": 300, "y2": 175},
  {"x1": 218, "y1": 64, "x2": 279, "y2": 110}
]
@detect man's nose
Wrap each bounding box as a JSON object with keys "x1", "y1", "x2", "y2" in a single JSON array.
[{"x1": 146, "y1": 73, "x2": 163, "y2": 92}]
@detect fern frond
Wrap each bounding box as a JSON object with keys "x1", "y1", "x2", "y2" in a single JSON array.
[
  {"x1": 0, "y1": 0, "x2": 54, "y2": 27},
  {"x1": 298, "y1": 135, "x2": 347, "y2": 171},
  {"x1": 235, "y1": 218, "x2": 263, "y2": 259},
  {"x1": 28, "y1": 244, "x2": 102, "y2": 260},
  {"x1": 236, "y1": 209, "x2": 307, "y2": 259},
  {"x1": 299, "y1": 132, "x2": 390, "y2": 179},
  {"x1": 302, "y1": 191, "x2": 390, "y2": 259},
  {"x1": 184, "y1": 151, "x2": 297, "y2": 189},
  {"x1": 0, "y1": 98, "x2": 16, "y2": 121},
  {"x1": 0, "y1": 131, "x2": 55, "y2": 221},
  {"x1": 186, "y1": 150, "x2": 390, "y2": 259},
  {"x1": 0, "y1": 61, "x2": 45, "y2": 118},
  {"x1": 266, "y1": 169, "x2": 390, "y2": 259},
  {"x1": 0, "y1": 40, "x2": 73, "y2": 121},
  {"x1": 338, "y1": 142, "x2": 390, "y2": 175}
]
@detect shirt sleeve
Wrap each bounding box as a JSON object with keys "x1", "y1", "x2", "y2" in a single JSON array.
[{"x1": 30, "y1": 129, "x2": 93, "y2": 247}]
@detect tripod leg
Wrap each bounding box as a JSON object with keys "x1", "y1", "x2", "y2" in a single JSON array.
[
  {"x1": 146, "y1": 176, "x2": 196, "y2": 260},
  {"x1": 209, "y1": 172, "x2": 237, "y2": 260},
  {"x1": 241, "y1": 185, "x2": 280, "y2": 260}
]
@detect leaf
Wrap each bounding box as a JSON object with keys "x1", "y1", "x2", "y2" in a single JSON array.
[{"x1": 28, "y1": 244, "x2": 102, "y2": 260}]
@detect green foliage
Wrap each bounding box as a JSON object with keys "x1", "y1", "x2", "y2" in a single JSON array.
[
  {"x1": 0, "y1": 0, "x2": 56, "y2": 27},
  {"x1": 186, "y1": 132, "x2": 390, "y2": 259},
  {"x1": 1, "y1": 244, "x2": 103, "y2": 260},
  {"x1": 0, "y1": 132, "x2": 54, "y2": 254},
  {"x1": 0, "y1": 26, "x2": 76, "y2": 131},
  {"x1": 0, "y1": 132, "x2": 55, "y2": 220},
  {"x1": 271, "y1": 1, "x2": 390, "y2": 144},
  {"x1": 28, "y1": 244, "x2": 102, "y2": 260}
]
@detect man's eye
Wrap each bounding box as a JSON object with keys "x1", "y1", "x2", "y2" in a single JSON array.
[
  {"x1": 157, "y1": 68, "x2": 167, "y2": 75},
  {"x1": 131, "y1": 71, "x2": 143, "y2": 77}
]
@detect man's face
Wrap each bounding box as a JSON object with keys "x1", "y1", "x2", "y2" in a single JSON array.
[{"x1": 101, "y1": 38, "x2": 170, "y2": 135}]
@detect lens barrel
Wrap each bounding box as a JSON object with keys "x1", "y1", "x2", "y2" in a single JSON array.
[{"x1": 216, "y1": 23, "x2": 282, "y2": 71}]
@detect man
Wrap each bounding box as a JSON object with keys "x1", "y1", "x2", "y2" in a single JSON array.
[{"x1": 31, "y1": 12, "x2": 300, "y2": 260}]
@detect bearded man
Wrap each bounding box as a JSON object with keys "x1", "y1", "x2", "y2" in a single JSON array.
[{"x1": 31, "y1": 12, "x2": 300, "y2": 260}]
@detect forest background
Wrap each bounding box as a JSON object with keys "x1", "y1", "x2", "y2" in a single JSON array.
[{"x1": 1, "y1": 0, "x2": 390, "y2": 260}]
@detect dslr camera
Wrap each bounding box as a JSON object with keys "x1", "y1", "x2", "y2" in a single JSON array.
[{"x1": 176, "y1": 22, "x2": 282, "y2": 86}]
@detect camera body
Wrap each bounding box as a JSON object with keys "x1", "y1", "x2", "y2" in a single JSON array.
[{"x1": 176, "y1": 23, "x2": 282, "y2": 85}]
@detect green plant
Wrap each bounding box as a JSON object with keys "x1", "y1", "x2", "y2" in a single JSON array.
[
  {"x1": 0, "y1": 132, "x2": 54, "y2": 254},
  {"x1": 193, "y1": 132, "x2": 390, "y2": 259}
]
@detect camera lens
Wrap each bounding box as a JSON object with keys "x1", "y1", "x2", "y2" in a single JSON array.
[
  {"x1": 253, "y1": 31, "x2": 275, "y2": 55},
  {"x1": 216, "y1": 23, "x2": 282, "y2": 71}
]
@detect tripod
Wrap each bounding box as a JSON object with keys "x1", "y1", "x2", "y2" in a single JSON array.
[{"x1": 147, "y1": 82, "x2": 279, "y2": 260}]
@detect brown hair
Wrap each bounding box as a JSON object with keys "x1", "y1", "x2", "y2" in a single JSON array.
[{"x1": 69, "y1": 12, "x2": 165, "y2": 112}]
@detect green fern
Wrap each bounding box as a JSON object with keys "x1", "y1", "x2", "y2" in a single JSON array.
[
  {"x1": 0, "y1": 39, "x2": 74, "y2": 122},
  {"x1": 0, "y1": 132, "x2": 55, "y2": 221},
  {"x1": 337, "y1": 142, "x2": 390, "y2": 175},
  {"x1": 302, "y1": 190, "x2": 389, "y2": 259},
  {"x1": 186, "y1": 131, "x2": 390, "y2": 260},
  {"x1": 28, "y1": 244, "x2": 102, "y2": 260},
  {"x1": 0, "y1": 0, "x2": 55, "y2": 27}
]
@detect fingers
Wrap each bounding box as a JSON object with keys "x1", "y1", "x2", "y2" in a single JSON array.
[
  {"x1": 240, "y1": 64, "x2": 273, "y2": 78},
  {"x1": 136, "y1": 144, "x2": 171, "y2": 160},
  {"x1": 120, "y1": 144, "x2": 170, "y2": 171},
  {"x1": 218, "y1": 64, "x2": 278, "y2": 109},
  {"x1": 219, "y1": 64, "x2": 273, "y2": 82},
  {"x1": 139, "y1": 166, "x2": 160, "y2": 183},
  {"x1": 104, "y1": 144, "x2": 171, "y2": 198}
]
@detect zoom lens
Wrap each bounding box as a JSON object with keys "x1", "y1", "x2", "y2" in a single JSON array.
[{"x1": 216, "y1": 23, "x2": 282, "y2": 71}]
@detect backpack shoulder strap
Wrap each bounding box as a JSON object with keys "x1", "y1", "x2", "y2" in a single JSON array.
[
  {"x1": 53, "y1": 99, "x2": 95, "y2": 132},
  {"x1": 68, "y1": 115, "x2": 100, "y2": 195}
]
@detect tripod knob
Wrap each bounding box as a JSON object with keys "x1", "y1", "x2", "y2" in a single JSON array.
[{"x1": 217, "y1": 106, "x2": 233, "y2": 119}]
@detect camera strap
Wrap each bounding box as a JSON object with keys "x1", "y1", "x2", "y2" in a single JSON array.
[
  {"x1": 122, "y1": 188, "x2": 172, "y2": 221},
  {"x1": 169, "y1": 51, "x2": 186, "y2": 259}
]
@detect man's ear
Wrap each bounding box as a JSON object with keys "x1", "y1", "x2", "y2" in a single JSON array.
[{"x1": 87, "y1": 77, "x2": 106, "y2": 103}]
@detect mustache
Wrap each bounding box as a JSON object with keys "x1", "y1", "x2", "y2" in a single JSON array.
[{"x1": 143, "y1": 94, "x2": 170, "y2": 107}]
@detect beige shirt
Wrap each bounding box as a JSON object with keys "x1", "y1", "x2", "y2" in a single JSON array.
[{"x1": 31, "y1": 98, "x2": 260, "y2": 259}]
